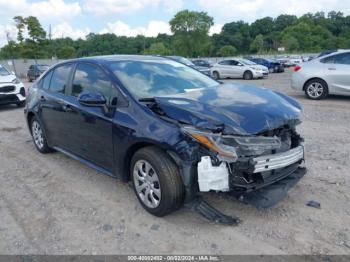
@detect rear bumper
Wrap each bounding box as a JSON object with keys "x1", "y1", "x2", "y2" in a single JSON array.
[{"x1": 291, "y1": 73, "x2": 306, "y2": 91}]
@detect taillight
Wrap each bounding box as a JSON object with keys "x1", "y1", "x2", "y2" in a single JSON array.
[{"x1": 294, "y1": 65, "x2": 301, "y2": 72}]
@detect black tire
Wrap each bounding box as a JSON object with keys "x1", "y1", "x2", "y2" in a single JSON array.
[
  {"x1": 30, "y1": 116, "x2": 53, "y2": 154},
  {"x1": 212, "y1": 71, "x2": 220, "y2": 80},
  {"x1": 131, "y1": 146, "x2": 185, "y2": 217},
  {"x1": 243, "y1": 70, "x2": 253, "y2": 80},
  {"x1": 304, "y1": 79, "x2": 328, "y2": 100},
  {"x1": 17, "y1": 101, "x2": 26, "y2": 107}
]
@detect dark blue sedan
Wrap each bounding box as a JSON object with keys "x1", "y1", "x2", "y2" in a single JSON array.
[
  {"x1": 25, "y1": 55, "x2": 305, "y2": 220},
  {"x1": 248, "y1": 58, "x2": 284, "y2": 73}
]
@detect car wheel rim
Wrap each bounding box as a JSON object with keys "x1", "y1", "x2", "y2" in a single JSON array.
[
  {"x1": 133, "y1": 160, "x2": 161, "y2": 209},
  {"x1": 32, "y1": 120, "x2": 44, "y2": 149},
  {"x1": 307, "y1": 82, "x2": 324, "y2": 98}
]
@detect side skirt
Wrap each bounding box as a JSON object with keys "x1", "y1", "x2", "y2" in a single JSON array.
[{"x1": 52, "y1": 146, "x2": 117, "y2": 178}]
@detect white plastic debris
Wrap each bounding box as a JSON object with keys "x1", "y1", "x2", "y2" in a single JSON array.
[{"x1": 197, "y1": 156, "x2": 230, "y2": 192}]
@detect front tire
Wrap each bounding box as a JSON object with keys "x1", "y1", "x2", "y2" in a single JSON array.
[
  {"x1": 304, "y1": 79, "x2": 328, "y2": 100},
  {"x1": 131, "y1": 147, "x2": 185, "y2": 217},
  {"x1": 243, "y1": 71, "x2": 253, "y2": 80},
  {"x1": 30, "y1": 117, "x2": 53, "y2": 154},
  {"x1": 212, "y1": 71, "x2": 220, "y2": 80}
]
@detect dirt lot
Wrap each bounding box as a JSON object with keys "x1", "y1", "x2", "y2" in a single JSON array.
[{"x1": 0, "y1": 69, "x2": 349, "y2": 255}]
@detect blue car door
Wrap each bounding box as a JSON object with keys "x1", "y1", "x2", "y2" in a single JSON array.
[{"x1": 60, "y1": 62, "x2": 118, "y2": 171}]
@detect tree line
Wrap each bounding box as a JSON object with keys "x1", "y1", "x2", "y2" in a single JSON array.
[{"x1": 1, "y1": 10, "x2": 349, "y2": 59}]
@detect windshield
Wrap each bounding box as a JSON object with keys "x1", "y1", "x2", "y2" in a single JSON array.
[
  {"x1": 0, "y1": 65, "x2": 10, "y2": 76},
  {"x1": 239, "y1": 59, "x2": 256, "y2": 66},
  {"x1": 109, "y1": 59, "x2": 219, "y2": 98},
  {"x1": 37, "y1": 65, "x2": 49, "y2": 71}
]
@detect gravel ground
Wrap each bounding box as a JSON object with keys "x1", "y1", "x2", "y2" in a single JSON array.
[{"x1": 0, "y1": 69, "x2": 349, "y2": 255}]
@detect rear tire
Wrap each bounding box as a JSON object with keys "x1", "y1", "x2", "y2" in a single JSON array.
[
  {"x1": 243, "y1": 71, "x2": 253, "y2": 80},
  {"x1": 304, "y1": 79, "x2": 328, "y2": 100},
  {"x1": 30, "y1": 116, "x2": 53, "y2": 154},
  {"x1": 131, "y1": 146, "x2": 185, "y2": 217}
]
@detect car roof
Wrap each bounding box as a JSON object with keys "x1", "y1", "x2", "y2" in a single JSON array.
[
  {"x1": 76, "y1": 55, "x2": 168, "y2": 62},
  {"x1": 50, "y1": 55, "x2": 171, "y2": 68}
]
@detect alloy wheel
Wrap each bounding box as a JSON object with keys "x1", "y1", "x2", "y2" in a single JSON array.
[
  {"x1": 32, "y1": 120, "x2": 44, "y2": 149},
  {"x1": 133, "y1": 160, "x2": 161, "y2": 209},
  {"x1": 306, "y1": 82, "x2": 324, "y2": 99}
]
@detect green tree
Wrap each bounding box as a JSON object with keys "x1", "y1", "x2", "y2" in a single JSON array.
[
  {"x1": 13, "y1": 16, "x2": 26, "y2": 42},
  {"x1": 170, "y1": 10, "x2": 213, "y2": 57},
  {"x1": 143, "y1": 42, "x2": 171, "y2": 55},
  {"x1": 250, "y1": 34, "x2": 264, "y2": 53},
  {"x1": 281, "y1": 35, "x2": 299, "y2": 51},
  {"x1": 25, "y1": 16, "x2": 46, "y2": 42},
  {"x1": 57, "y1": 45, "x2": 76, "y2": 58},
  {"x1": 251, "y1": 17, "x2": 274, "y2": 37},
  {"x1": 218, "y1": 45, "x2": 237, "y2": 57},
  {"x1": 274, "y1": 15, "x2": 297, "y2": 31}
]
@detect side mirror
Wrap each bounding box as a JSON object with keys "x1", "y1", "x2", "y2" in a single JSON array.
[
  {"x1": 238, "y1": 63, "x2": 244, "y2": 66},
  {"x1": 78, "y1": 91, "x2": 106, "y2": 107}
]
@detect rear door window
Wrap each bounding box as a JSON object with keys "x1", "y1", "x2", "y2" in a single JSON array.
[{"x1": 49, "y1": 64, "x2": 72, "y2": 94}]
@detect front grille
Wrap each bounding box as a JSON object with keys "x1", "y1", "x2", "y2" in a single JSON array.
[{"x1": 0, "y1": 85, "x2": 15, "y2": 93}]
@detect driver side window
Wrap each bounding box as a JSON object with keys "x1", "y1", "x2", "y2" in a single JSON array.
[{"x1": 72, "y1": 63, "x2": 118, "y2": 105}]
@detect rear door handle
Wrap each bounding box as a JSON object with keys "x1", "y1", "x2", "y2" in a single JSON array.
[{"x1": 328, "y1": 68, "x2": 336, "y2": 70}]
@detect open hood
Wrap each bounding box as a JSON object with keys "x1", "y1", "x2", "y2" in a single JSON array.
[{"x1": 153, "y1": 83, "x2": 302, "y2": 135}]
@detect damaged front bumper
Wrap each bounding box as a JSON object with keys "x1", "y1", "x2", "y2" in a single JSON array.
[{"x1": 197, "y1": 144, "x2": 305, "y2": 207}]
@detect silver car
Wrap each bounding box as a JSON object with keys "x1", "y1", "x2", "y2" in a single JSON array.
[
  {"x1": 291, "y1": 50, "x2": 350, "y2": 99},
  {"x1": 211, "y1": 58, "x2": 268, "y2": 80}
]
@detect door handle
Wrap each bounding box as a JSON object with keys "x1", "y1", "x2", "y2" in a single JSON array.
[
  {"x1": 62, "y1": 104, "x2": 74, "y2": 113},
  {"x1": 328, "y1": 68, "x2": 336, "y2": 71}
]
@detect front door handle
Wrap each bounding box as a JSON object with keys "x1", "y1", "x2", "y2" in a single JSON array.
[
  {"x1": 328, "y1": 68, "x2": 337, "y2": 71},
  {"x1": 62, "y1": 104, "x2": 74, "y2": 113}
]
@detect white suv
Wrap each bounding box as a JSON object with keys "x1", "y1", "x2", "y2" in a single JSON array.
[
  {"x1": 0, "y1": 65, "x2": 26, "y2": 107},
  {"x1": 211, "y1": 58, "x2": 268, "y2": 80}
]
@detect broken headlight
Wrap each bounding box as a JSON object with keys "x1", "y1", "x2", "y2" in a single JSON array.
[
  {"x1": 181, "y1": 126, "x2": 238, "y2": 162},
  {"x1": 221, "y1": 135, "x2": 281, "y2": 156},
  {"x1": 182, "y1": 126, "x2": 282, "y2": 161}
]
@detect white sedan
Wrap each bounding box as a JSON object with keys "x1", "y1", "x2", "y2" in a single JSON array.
[
  {"x1": 211, "y1": 58, "x2": 269, "y2": 80},
  {"x1": 291, "y1": 50, "x2": 350, "y2": 99},
  {"x1": 0, "y1": 65, "x2": 26, "y2": 107}
]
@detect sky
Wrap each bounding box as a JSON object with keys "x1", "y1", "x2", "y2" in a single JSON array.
[{"x1": 0, "y1": 0, "x2": 350, "y2": 47}]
